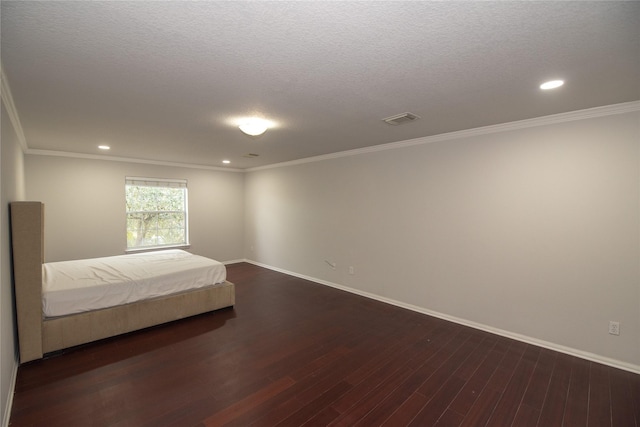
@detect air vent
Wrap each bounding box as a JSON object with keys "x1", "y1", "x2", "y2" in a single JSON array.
[
  {"x1": 243, "y1": 153, "x2": 260, "y2": 158},
  {"x1": 382, "y1": 112, "x2": 420, "y2": 126}
]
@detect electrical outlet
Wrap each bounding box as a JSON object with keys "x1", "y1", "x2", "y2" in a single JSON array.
[
  {"x1": 349, "y1": 266, "x2": 354, "y2": 275},
  {"x1": 609, "y1": 321, "x2": 620, "y2": 336}
]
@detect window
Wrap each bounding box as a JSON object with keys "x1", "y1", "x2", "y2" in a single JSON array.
[{"x1": 125, "y1": 177, "x2": 188, "y2": 250}]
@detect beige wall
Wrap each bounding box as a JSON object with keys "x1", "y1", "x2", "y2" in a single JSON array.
[
  {"x1": 1, "y1": 102, "x2": 26, "y2": 426},
  {"x1": 244, "y1": 111, "x2": 640, "y2": 369},
  {"x1": 25, "y1": 155, "x2": 244, "y2": 263}
]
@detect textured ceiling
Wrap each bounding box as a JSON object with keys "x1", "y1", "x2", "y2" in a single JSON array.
[{"x1": 2, "y1": 1, "x2": 639, "y2": 169}]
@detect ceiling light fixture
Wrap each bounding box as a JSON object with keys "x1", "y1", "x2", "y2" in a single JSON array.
[
  {"x1": 98, "y1": 145, "x2": 110, "y2": 150},
  {"x1": 540, "y1": 80, "x2": 564, "y2": 90},
  {"x1": 222, "y1": 160, "x2": 231, "y2": 164},
  {"x1": 238, "y1": 117, "x2": 270, "y2": 136}
]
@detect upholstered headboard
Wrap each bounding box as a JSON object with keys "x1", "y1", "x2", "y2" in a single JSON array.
[{"x1": 10, "y1": 201, "x2": 45, "y2": 362}]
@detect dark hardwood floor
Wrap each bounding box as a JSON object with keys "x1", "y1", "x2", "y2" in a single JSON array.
[{"x1": 9, "y1": 263, "x2": 640, "y2": 426}]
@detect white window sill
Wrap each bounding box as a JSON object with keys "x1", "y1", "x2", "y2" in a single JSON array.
[{"x1": 125, "y1": 244, "x2": 191, "y2": 254}]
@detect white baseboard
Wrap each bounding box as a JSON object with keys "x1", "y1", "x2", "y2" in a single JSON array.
[
  {"x1": 2, "y1": 359, "x2": 18, "y2": 427},
  {"x1": 244, "y1": 259, "x2": 640, "y2": 375},
  {"x1": 222, "y1": 259, "x2": 246, "y2": 266}
]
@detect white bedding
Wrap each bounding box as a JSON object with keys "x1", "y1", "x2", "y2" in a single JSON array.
[{"x1": 42, "y1": 249, "x2": 227, "y2": 318}]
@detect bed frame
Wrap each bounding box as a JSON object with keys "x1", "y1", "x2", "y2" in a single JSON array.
[{"x1": 10, "y1": 201, "x2": 235, "y2": 363}]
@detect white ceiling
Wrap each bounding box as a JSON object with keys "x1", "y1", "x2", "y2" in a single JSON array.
[{"x1": 2, "y1": 1, "x2": 639, "y2": 169}]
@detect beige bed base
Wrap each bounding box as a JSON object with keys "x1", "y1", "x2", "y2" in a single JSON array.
[{"x1": 10, "y1": 201, "x2": 235, "y2": 363}]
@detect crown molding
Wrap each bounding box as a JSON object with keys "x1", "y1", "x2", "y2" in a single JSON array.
[
  {"x1": 0, "y1": 65, "x2": 29, "y2": 152},
  {"x1": 247, "y1": 100, "x2": 640, "y2": 172},
  {"x1": 26, "y1": 149, "x2": 244, "y2": 173}
]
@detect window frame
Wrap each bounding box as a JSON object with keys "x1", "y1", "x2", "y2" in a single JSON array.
[{"x1": 125, "y1": 177, "x2": 190, "y2": 252}]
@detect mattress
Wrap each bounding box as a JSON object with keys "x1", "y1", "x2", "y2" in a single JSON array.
[{"x1": 42, "y1": 249, "x2": 226, "y2": 318}]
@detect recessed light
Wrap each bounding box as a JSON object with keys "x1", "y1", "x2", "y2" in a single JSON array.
[
  {"x1": 98, "y1": 145, "x2": 110, "y2": 150},
  {"x1": 540, "y1": 80, "x2": 564, "y2": 90},
  {"x1": 222, "y1": 160, "x2": 231, "y2": 164}
]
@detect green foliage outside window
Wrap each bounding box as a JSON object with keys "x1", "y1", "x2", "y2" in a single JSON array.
[{"x1": 126, "y1": 183, "x2": 188, "y2": 249}]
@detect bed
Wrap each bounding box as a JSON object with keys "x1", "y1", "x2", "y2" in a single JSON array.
[{"x1": 10, "y1": 201, "x2": 235, "y2": 363}]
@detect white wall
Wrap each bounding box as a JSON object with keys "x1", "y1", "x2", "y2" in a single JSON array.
[
  {"x1": 244, "y1": 110, "x2": 640, "y2": 369},
  {"x1": 25, "y1": 155, "x2": 244, "y2": 263},
  {"x1": 1, "y1": 101, "x2": 26, "y2": 426}
]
